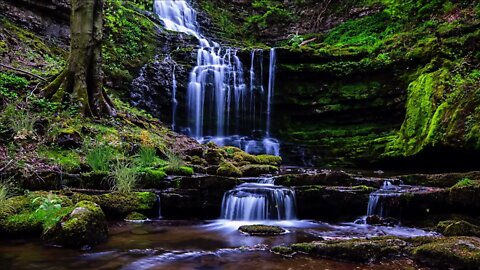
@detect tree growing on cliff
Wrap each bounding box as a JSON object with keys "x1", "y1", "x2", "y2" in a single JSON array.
[{"x1": 43, "y1": 0, "x2": 115, "y2": 117}]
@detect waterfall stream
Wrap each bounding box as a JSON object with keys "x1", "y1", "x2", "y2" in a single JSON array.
[
  {"x1": 154, "y1": 0, "x2": 280, "y2": 156},
  {"x1": 221, "y1": 179, "x2": 297, "y2": 221}
]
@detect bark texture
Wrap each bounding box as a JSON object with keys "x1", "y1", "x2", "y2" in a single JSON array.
[{"x1": 43, "y1": 0, "x2": 115, "y2": 117}]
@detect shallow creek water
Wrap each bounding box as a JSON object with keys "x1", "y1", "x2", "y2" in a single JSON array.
[{"x1": 0, "y1": 220, "x2": 434, "y2": 270}]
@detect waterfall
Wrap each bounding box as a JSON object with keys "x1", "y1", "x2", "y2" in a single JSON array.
[
  {"x1": 172, "y1": 65, "x2": 177, "y2": 131},
  {"x1": 266, "y1": 48, "x2": 276, "y2": 136},
  {"x1": 221, "y1": 180, "x2": 297, "y2": 221},
  {"x1": 367, "y1": 180, "x2": 401, "y2": 217},
  {"x1": 154, "y1": 0, "x2": 280, "y2": 156}
]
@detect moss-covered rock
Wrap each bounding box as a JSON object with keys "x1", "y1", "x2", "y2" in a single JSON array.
[
  {"x1": 271, "y1": 245, "x2": 295, "y2": 257},
  {"x1": 239, "y1": 164, "x2": 278, "y2": 176},
  {"x1": 292, "y1": 238, "x2": 407, "y2": 262},
  {"x1": 216, "y1": 162, "x2": 242, "y2": 177},
  {"x1": 413, "y1": 237, "x2": 480, "y2": 269},
  {"x1": 138, "y1": 168, "x2": 167, "y2": 188},
  {"x1": 164, "y1": 166, "x2": 194, "y2": 176},
  {"x1": 238, "y1": 225, "x2": 286, "y2": 236},
  {"x1": 125, "y1": 211, "x2": 148, "y2": 221},
  {"x1": 204, "y1": 148, "x2": 226, "y2": 165},
  {"x1": 436, "y1": 220, "x2": 480, "y2": 237},
  {"x1": 96, "y1": 192, "x2": 157, "y2": 218},
  {"x1": 44, "y1": 201, "x2": 108, "y2": 248}
]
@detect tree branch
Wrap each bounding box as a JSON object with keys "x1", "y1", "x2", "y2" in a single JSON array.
[{"x1": 0, "y1": 63, "x2": 47, "y2": 82}]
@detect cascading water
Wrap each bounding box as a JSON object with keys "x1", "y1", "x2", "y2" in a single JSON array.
[
  {"x1": 221, "y1": 179, "x2": 297, "y2": 221},
  {"x1": 171, "y1": 65, "x2": 178, "y2": 131},
  {"x1": 154, "y1": 0, "x2": 280, "y2": 156},
  {"x1": 367, "y1": 181, "x2": 401, "y2": 217}
]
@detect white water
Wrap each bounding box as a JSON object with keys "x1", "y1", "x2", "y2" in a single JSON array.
[
  {"x1": 171, "y1": 65, "x2": 177, "y2": 130},
  {"x1": 221, "y1": 182, "x2": 297, "y2": 221},
  {"x1": 154, "y1": 0, "x2": 280, "y2": 156}
]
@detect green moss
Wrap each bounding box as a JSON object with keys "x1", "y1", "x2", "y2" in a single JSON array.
[
  {"x1": 38, "y1": 148, "x2": 82, "y2": 171},
  {"x1": 164, "y1": 166, "x2": 194, "y2": 176},
  {"x1": 413, "y1": 237, "x2": 480, "y2": 269},
  {"x1": 125, "y1": 211, "x2": 147, "y2": 221},
  {"x1": 45, "y1": 201, "x2": 108, "y2": 248},
  {"x1": 217, "y1": 162, "x2": 242, "y2": 177},
  {"x1": 240, "y1": 164, "x2": 278, "y2": 176},
  {"x1": 452, "y1": 178, "x2": 476, "y2": 189},
  {"x1": 271, "y1": 245, "x2": 295, "y2": 256},
  {"x1": 96, "y1": 192, "x2": 157, "y2": 217},
  {"x1": 437, "y1": 220, "x2": 480, "y2": 237},
  {"x1": 103, "y1": 0, "x2": 158, "y2": 89},
  {"x1": 291, "y1": 242, "x2": 316, "y2": 253}
]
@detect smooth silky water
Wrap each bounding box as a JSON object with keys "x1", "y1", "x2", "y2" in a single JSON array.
[{"x1": 0, "y1": 2, "x2": 437, "y2": 269}]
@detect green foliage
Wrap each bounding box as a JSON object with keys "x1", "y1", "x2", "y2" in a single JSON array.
[
  {"x1": 38, "y1": 148, "x2": 81, "y2": 171},
  {"x1": 323, "y1": 12, "x2": 401, "y2": 53},
  {"x1": 136, "y1": 146, "x2": 159, "y2": 167},
  {"x1": 452, "y1": 178, "x2": 475, "y2": 189},
  {"x1": 288, "y1": 34, "x2": 305, "y2": 48},
  {"x1": 200, "y1": 0, "x2": 239, "y2": 39},
  {"x1": 108, "y1": 159, "x2": 138, "y2": 193},
  {"x1": 86, "y1": 146, "x2": 114, "y2": 172},
  {"x1": 103, "y1": 0, "x2": 157, "y2": 84},
  {"x1": 4, "y1": 105, "x2": 37, "y2": 136},
  {"x1": 244, "y1": 0, "x2": 292, "y2": 31},
  {"x1": 31, "y1": 193, "x2": 64, "y2": 231},
  {"x1": 0, "y1": 72, "x2": 28, "y2": 101},
  {"x1": 164, "y1": 149, "x2": 185, "y2": 171}
]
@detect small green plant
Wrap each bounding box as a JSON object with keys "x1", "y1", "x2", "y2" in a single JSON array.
[
  {"x1": 108, "y1": 159, "x2": 138, "y2": 193},
  {"x1": 136, "y1": 146, "x2": 157, "y2": 167},
  {"x1": 86, "y1": 146, "x2": 114, "y2": 172},
  {"x1": 452, "y1": 178, "x2": 475, "y2": 188},
  {"x1": 0, "y1": 182, "x2": 12, "y2": 212},
  {"x1": 289, "y1": 34, "x2": 305, "y2": 48},
  {"x1": 4, "y1": 104, "x2": 37, "y2": 136},
  {"x1": 164, "y1": 148, "x2": 185, "y2": 171},
  {"x1": 32, "y1": 193, "x2": 63, "y2": 230}
]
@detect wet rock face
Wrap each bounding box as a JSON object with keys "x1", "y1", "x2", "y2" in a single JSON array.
[
  {"x1": 239, "y1": 225, "x2": 286, "y2": 236},
  {"x1": 0, "y1": 0, "x2": 70, "y2": 46},
  {"x1": 130, "y1": 56, "x2": 188, "y2": 121},
  {"x1": 294, "y1": 186, "x2": 370, "y2": 220}
]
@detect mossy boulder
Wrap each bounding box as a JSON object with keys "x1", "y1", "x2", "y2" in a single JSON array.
[
  {"x1": 216, "y1": 162, "x2": 242, "y2": 177},
  {"x1": 238, "y1": 225, "x2": 286, "y2": 236},
  {"x1": 164, "y1": 166, "x2": 194, "y2": 176},
  {"x1": 436, "y1": 220, "x2": 480, "y2": 237},
  {"x1": 413, "y1": 237, "x2": 480, "y2": 269},
  {"x1": 291, "y1": 238, "x2": 407, "y2": 262},
  {"x1": 271, "y1": 245, "x2": 295, "y2": 257},
  {"x1": 240, "y1": 165, "x2": 278, "y2": 176},
  {"x1": 204, "y1": 148, "x2": 226, "y2": 165},
  {"x1": 44, "y1": 201, "x2": 108, "y2": 248},
  {"x1": 256, "y1": 155, "x2": 282, "y2": 166},
  {"x1": 125, "y1": 211, "x2": 148, "y2": 221},
  {"x1": 138, "y1": 168, "x2": 167, "y2": 188},
  {"x1": 96, "y1": 192, "x2": 157, "y2": 218}
]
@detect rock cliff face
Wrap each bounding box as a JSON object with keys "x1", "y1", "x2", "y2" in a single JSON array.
[{"x1": 2, "y1": 0, "x2": 479, "y2": 169}]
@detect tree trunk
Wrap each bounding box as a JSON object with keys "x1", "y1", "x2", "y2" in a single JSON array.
[{"x1": 43, "y1": 0, "x2": 115, "y2": 117}]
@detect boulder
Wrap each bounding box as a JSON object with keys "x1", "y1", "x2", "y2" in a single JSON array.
[{"x1": 44, "y1": 201, "x2": 108, "y2": 248}]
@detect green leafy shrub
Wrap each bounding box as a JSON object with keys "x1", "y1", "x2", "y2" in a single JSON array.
[
  {"x1": 0, "y1": 72, "x2": 29, "y2": 101},
  {"x1": 31, "y1": 193, "x2": 64, "y2": 231},
  {"x1": 86, "y1": 146, "x2": 114, "y2": 172}
]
